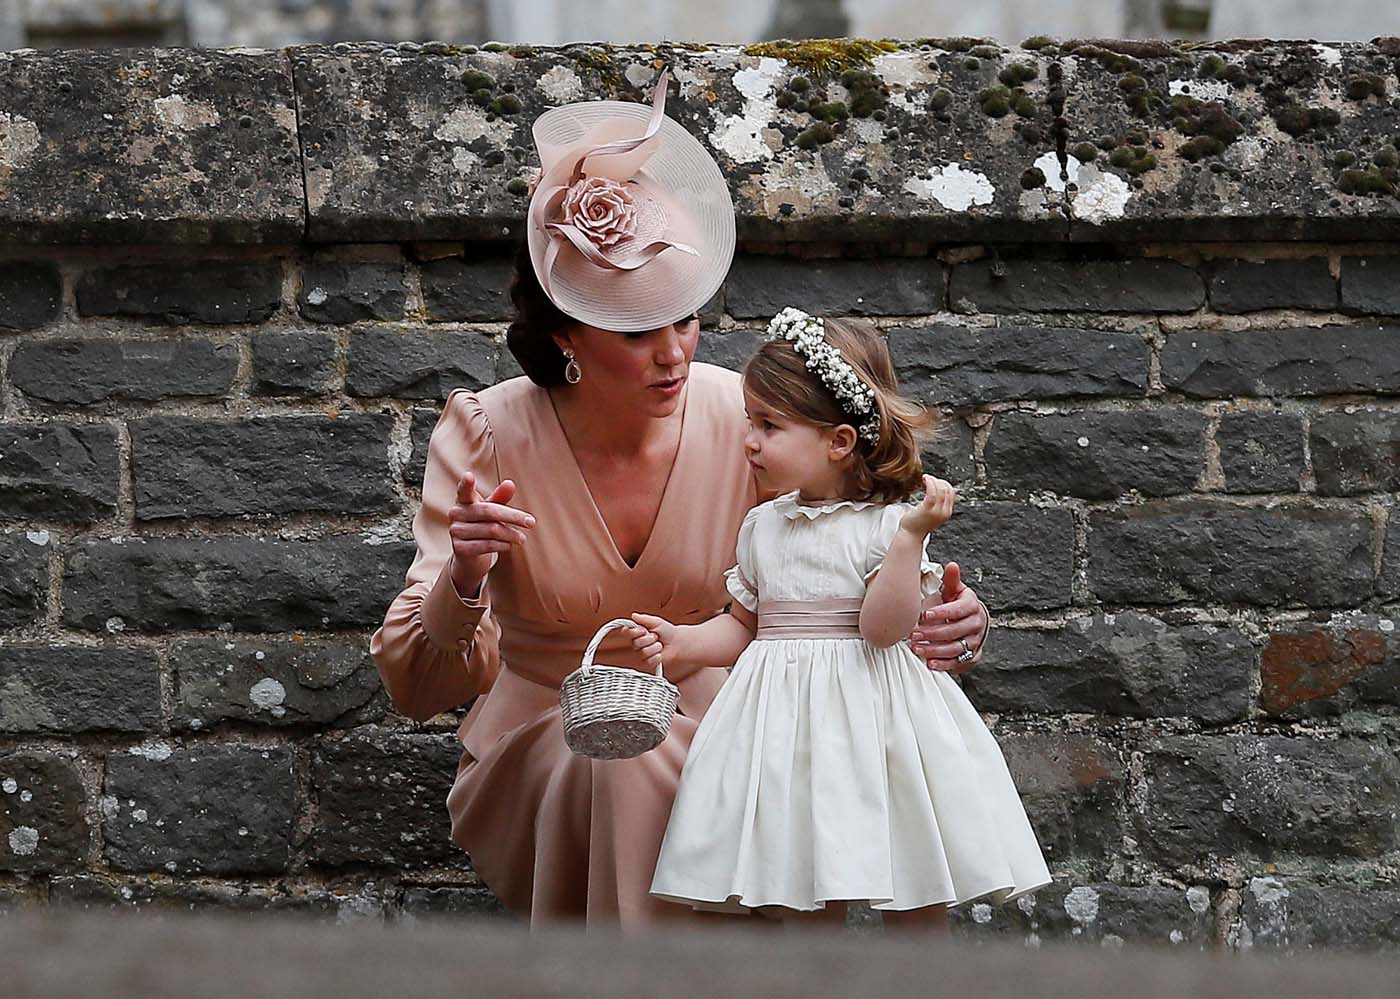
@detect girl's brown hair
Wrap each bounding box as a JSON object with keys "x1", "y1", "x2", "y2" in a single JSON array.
[
  {"x1": 743, "y1": 317, "x2": 935, "y2": 503},
  {"x1": 505, "y1": 239, "x2": 574, "y2": 386}
]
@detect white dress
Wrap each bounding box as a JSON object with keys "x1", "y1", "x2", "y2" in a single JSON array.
[{"x1": 650, "y1": 492, "x2": 1052, "y2": 912}]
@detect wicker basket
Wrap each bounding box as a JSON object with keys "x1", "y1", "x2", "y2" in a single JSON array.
[{"x1": 560, "y1": 618, "x2": 679, "y2": 760}]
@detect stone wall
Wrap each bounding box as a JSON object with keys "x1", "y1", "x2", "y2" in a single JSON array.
[{"x1": 0, "y1": 40, "x2": 1398, "y2": 953}]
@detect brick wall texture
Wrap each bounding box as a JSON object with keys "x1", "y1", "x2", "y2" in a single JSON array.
[{"x1": 1, "y1": 39, "x2": 1399, "y2": 955}]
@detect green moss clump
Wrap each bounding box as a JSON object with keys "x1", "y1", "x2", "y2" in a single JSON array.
[
  {"x1": 1021, "y1": 36, "x2": 1056, "y2": 51},
  {"x1": 742, "y1": 38, "x2": 898, "y2": 76},
  {"x1": 506, "y1": 178, "x2": 529, "y2": 196},
  {"x1": 998, "y1": 61, "x2": 1038, "y2": 86},
  {"x1": 1071, "y1": 141, "x2": 1099, "y2": 162},
  {"x1": 1020, "y1": 166, "x2": 1046, "y2": 189},
  {"x1": 508, "y1": 45, "x2": 536, "y2": 58},
  {"x1": 1273, "y1": 103, "x2": 1341, "y2": 138},
  {"x1": 809, "y1": 100, "x2": 850, "y2": 122},
  {"x1": 970, "y1": 45, "x2": 1001, "y2": 59},
  {"x1": 840, "y1": 68, "x2": 889, "y2": 117},
  {"x1": 490, "y1": 94, "x2": 523, "y2": 115},
  {"x1": 795, "y1": 122, "x2": 835, "y2": 149},
  {"x1": 1011, "y1": 91, "x2": 1038, "y2": 117},
  {"x1": 926, "y1": 37, "x2": 992, "y2": 53},
  {"x1": 1334, "y1": 150, "x2": 1358, "y2": 168},
  {"x1": 963, "y1": 58, "x2": 980, "y2": 70},
  {"x1": 927, "y1": 87, "x2": 954, "y2": 112},
  {"x1": 776, "y1": 92, "x2": 797, "y2": 110},
  {"x1": 1346, "y1": 74, "x2": 1387, "y2": 101},
  {"x1": 1109, "y1": 145, "x2": 1157, "y2": 174},
  {"x1": 1374, "y1": 144, "x2": 1400, "y2": 168},
  {"x1": 460, "y1": 69, "x2": 495, "y2": 91},
  {"x1": 1198, "y1": 53, "x2": 1226, "y2": 78},
  {"x1": 1018, "y1": 123, "x2": 1043, "y2": 143},
  {"x1": 1180, "y1": 135, "x2": 1224, "y2": 161},
  {"x1": 482, "y1": 42, "x2": 509, "y2": 53},
  {"x1": 1097, "y1": 135, "x2": 1119, "y2": 150},
  {"x1": 978, "y1": 85, "x2": 1012, "y2": 117},
  {"x1": 1338, "y1": 166, "x2": 1397, "y2": 195},
  {"x1": 789, "y1": 76, "x2": 810, "y2": 93},
  {"x1": 1072, "y1": 44, "x2": 1143, "y2": 75}
]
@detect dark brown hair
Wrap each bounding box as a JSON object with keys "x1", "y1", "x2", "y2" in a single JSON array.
[
  {"x1": 743, "y1": 317, "x2": 935, "y2": 503},
  {"x1": 506, "y1": 239, "x2": 575, "y2": 386}
]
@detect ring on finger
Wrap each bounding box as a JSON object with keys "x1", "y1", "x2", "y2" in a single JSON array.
[{"x1": 956, "y1": 638, "x2": 975, "y2": 663}]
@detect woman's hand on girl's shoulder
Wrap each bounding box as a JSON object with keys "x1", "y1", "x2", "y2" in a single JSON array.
[{"x1": 899, "y1": 474, "x2": 957, "y2": 538}]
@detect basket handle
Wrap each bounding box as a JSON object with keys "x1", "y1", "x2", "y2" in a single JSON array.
[{"x1": 580, "y1": 617, "x2": 665, "y2": 678}]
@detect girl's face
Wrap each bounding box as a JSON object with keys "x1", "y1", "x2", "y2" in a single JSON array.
[
  {"x1": 555, "y1": 316, "x2": 700, "y2": 418},
  {"x1": 742, "y1": 387, "x2": 855, "y2": 499}
]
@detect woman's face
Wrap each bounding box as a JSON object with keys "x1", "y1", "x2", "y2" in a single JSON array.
[{"x1": 556, "y1": 316, "x2": 700, "y2": 418}]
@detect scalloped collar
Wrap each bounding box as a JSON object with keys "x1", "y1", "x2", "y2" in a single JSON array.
[{"x1": 772, "y1": 490, "x2": 880, "y2": 521}]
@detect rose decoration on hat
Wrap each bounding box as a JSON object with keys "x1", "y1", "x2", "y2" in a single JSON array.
[
  {"x1": 525, "y1": 67, "x2": 736, "y2": 332},
  {"x1": 561, "y1": 176, "x2": 638, "y2": 249}
]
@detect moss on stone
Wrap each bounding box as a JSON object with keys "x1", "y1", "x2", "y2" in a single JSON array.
[
  {"x1": 743, "y1": 38, "x2": 898, "y2": 76},
  {"x1": 809, "y1": 100, "x2": 850, "y2": 122},
  {"x1": 927, "y1": 87, "x2": 953, "y2": 112},
  {"x1": 1198, "y1": 53, "x2": 1226, "y2": 78},
  {"x1": 978, "y1": 85, "x2": 1012, "y2": 117},
  {"x1": 796, "y1": 121, "x2": 835, "y2": 149},
  {"x1": 1334, "y1": 150, "x2": 1358, "y2": 168},
  {"x1": 490, "y1": 94, "x2": 523, "y2": 115},
  {"x1": 970, "y1": 45, "x2": 1002, "y2": 59},
  {"x1": 1338, "y1": 166, "x2": 1397, "y2": 195},
  {"x1": 508, "y1": 45, "x2": 536, "y2": 59},
  {"x1": 789, "y1": 76, "x2": 810, "y2": 93},
  {"x1": 1071, "y1": 141, "x2": 1099, "y2": 162},
  {"x1": 1021, "y1": 36, "x2": 1056, "y2": 51},
  {"x1": 481, "y1": 42, "x2": 509, "y2": 53},
  {"x1": 1109, "y1": 144, "x2": 1157, "y2": 174},
  {"x1": 1346, "y1": 74, "x2": 1387, "y2": 101},
  {"x1": 922, "y1": 37, "x2": 992, "y2": 53},
  {"x1": 840, "y1": 68, "x2": 889, "y2": 118},
  {"x1": 1273, "y1": 103, "x2": 1341, "y2": 138},
  {"x1": 460, "y1": 69, "x2": 495, "y2": 91},
  {"x1": 1011, "y1": 91, "x2": 1038, "y2": 117},
  {"x1": 1180, "y1": 135, "x2": 1225, "y2": 161},
  {"x1": 506, "y1": 178, "x2": 529, "y2": 196},
  {"x1": 1374, "y1": 144, "x2": 1400, "y2": 168},
  {"x1": 963, "y1": 58, "x2": 980, "y2": 70},
  {"x1": 1020, "y1": 166, "x2": 1046, "y2": 188},
  {"x1": 998, "y1": 61, "x2": 1038, "y2": 86}
]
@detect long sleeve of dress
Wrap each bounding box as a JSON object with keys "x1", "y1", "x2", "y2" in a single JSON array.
[{"x1": 370, "y1": 388, "x2": 502, "y2": 722}]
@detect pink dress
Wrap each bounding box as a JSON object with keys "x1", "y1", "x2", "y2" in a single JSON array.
[{"x1": 370, "y1": 363, "x2": 757, "y2": 928}]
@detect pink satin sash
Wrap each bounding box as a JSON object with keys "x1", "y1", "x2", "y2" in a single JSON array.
[{"x1": 754, "y1": 598, "x2": 865, "y2": 640}]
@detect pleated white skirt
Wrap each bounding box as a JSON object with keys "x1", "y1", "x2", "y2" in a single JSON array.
[{"x1": 650, "y1": 637, "x2": 1052, "y2": 912}]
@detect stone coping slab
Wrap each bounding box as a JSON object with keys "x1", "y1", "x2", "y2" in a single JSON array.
[{"x1": 5, "y1": 39, "x2": 1400, "y2": 243}]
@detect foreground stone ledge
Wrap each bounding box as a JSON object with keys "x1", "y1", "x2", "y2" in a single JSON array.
[{"x1": 6, "y1": 40, "x2": 1400, "y2": 243}]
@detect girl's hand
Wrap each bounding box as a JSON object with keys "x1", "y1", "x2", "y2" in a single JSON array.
[
  {"x1": 900, "y1": 474, "x2": 957, "y2": 537},
  {"x1": 448, "y1": 471, "x2": 535, "y2": 597},
  {"x1": 910, "y1": 564, "x2": 988, "y2": 675},
  {"x1": 628, "y1": 612, "x2": 682, "y2": 671}
]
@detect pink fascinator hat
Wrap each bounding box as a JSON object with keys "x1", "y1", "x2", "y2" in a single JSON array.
[{"x1": 527, "y1": 69, "x2": 736, "y2": 333}]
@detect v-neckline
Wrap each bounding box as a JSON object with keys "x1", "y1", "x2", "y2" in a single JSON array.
[{"x1": 543, "y1": 381, "x2": 692, "y2": 574}]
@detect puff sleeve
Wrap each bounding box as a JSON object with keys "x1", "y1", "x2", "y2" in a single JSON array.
[
  {"x1": 369, "y1": 388, "x2": 502, "y2": 721},
  {"x1": 723, "y1": 505, "x2": 763, "y2": 612},
  {"x1": 862, "y1": 503, "x2": 945, "y2": 601}
]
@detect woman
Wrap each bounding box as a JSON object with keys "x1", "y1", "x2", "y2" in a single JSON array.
[{"x1": 370, "y1": 72, "x2": 992, "y2": 929}]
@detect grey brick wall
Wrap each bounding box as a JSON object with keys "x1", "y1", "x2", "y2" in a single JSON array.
[{"x1": 0, "y1": 40, "x2": 1398, "y2": 952}]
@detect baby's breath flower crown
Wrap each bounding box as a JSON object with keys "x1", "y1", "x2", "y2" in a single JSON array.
[{"x1": 764, "y1": 307, "x2": 881, "y2": 444}]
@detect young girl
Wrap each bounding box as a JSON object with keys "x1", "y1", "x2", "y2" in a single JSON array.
[{"x1": 629, "y1": 308, "x2": 1050, "y2": 927}]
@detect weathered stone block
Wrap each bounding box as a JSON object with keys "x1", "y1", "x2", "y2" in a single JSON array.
[
  {"x1": 1259, "y1": 618, "x2": 1398, "y2": 717},
  {"x1": 967, "y1": 614, "x2": 1252, "y2": 723},
  {"x1": 0, "y1": 752, "x2": 88, "y2": 873},
  {"x1": 922, "y1": 416, "x2": 976, "y2": 484},
  {"x1": 299, "y1": 258, "x2": 407, "y2": 323},
  {"x1": 1341, "y1": 256, "x2": 1400, "y2": 315},
  {"x1": 0, "y1": 645, "x2": 159, "y2": 734},
  {"x1": 103, "y1": 744, "x2": 295, "y2": 875},
  {"x1": 0, "y1": 534, "x2": 48, "y2": 629},
  {"x1": 397, "y1": 885, "x2": 510, "y2": 922},
  {"x1": 1000, "y1": 733, "x2": 1124, "y2": 867},
  {"x1": 1384, "y1": 515, "x2": 1400, "y2": 598},
  {"x1": 930, "y1": 502, "x2": 1075, "y2": 610},
  {"x1": 1239, "y1": 877, "x2": 1400, "y2": 954},
  {"x1": 346, "y1": 329, "x2": 497, "y2": 399},
  {"x1": 890, "y1": 326, "x2": 1150, "y2": 406},
  {"x1": 950, "y1": 258, "x2": 1204, "y2": 314},
  {"x1": 76, "y1": 261, "x2": 283, "y2": 324},
  {"x1": 130, "y1": 415, "x2": 396, "y2": 519},
  {"x1": 0, "y1": 48, "x2": 304, "y2": 243},
  {"x1": 404, "y1": 407, "x2": 441, "y2": 487},
  {"x1": 0, "y1": 423, "x2": 119, "y2": 523},
  {"x1": 726, "y1": 257, "x2": 942, "y2": 318},
  {"x1": 984, "y1": 409, "x2": 1205, "y2": 498},
  {"x1": 0, "y1": 262, "x2": 61, "y2": 330},
  {"x1": 694, "y1": 329, "x2": 763, "y2": 373},
  {"x1": 1136, "y1": 736, "x2": 1400, "y2": 866},
  {"x1": 1217, "y1": 411, "x2": 1305, "y2": 493},
  {"x1": 172, "y1": 635, "x2": 387, "y2": 730},
  {"x1": 311, "y1": 731, "x2": 469, "y2": 870},
  {"x1": 1161, "y1": 328, "x2": 1400, "y2": 398},
  {"x1": 420, "y1": 257, "x2": 514, "y2": 321},
  {"x1": 63, "y1": 536, "x2": 414, "y2": 632},
  {"x1": 1088, "y1": 501, "x2": 1374, "y2": 607},
  {"x1": 1209, "y1": 259, "x2": 1337, "y2": 314},
  {"x1": 251, "y1": 331, "x2": 339, "y2": 396},
  {"x1": 11, "y1": 338, "x2": 238, "y2": 404},
  {"x1": 1310, "y1": 410, "x2": 1400, "y2": 495}
]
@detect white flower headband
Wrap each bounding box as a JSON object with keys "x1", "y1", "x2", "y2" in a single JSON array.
[{"x1": 764, "y1": 307, "x2": 881, "y2": 444}]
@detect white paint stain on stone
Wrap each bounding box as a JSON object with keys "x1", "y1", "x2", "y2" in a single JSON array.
[
  {"x1": 2, "y1": 778, "x2": 16, "y2": 794},
  {"x1": 1077, "y1": 436, "x2": 1090, "y2": 448},
  {"x1": 713, "y1": 57, "x2": 784, "y2": 165},
  {"x1": 250, "y1": 677, "x2": 287, "y2": 718},
  {"x1": 1074, "y1": 165, "x2": 1132, "y2": 224},
  {"x1": 25, "y1": 530, "x2": 48, "y2": 546},
  {"x1": 1169, "y1": 79, "x2": 1231, "y2": 102},
  {"x1": 1064, "y1": 886, "x2": 1100, "y2": 924},
  {"x1": 873, "y1": 52, "x2": 930, "y2": 89},
  {"x1": 8, "y1": 826, "x2": 38, "y2": 856},
  {"x1": 128, "y1": 740, "x2": 173, "y2": 761},
  {"x1": 903, "y1": 163, "x2": 995, "y2": 211},
  {"x1": 153, "y1": 95, "x2": 221, "y2": 131},
  {"x1": 538, "y1": 65, "x2": 585, "y2": 104},
  {"x1": 19, "y1": 790, "x2": 30, "y2": 802},
  {"x1": 0, "y1": 111, "x2": 41, "y2": 169}
]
